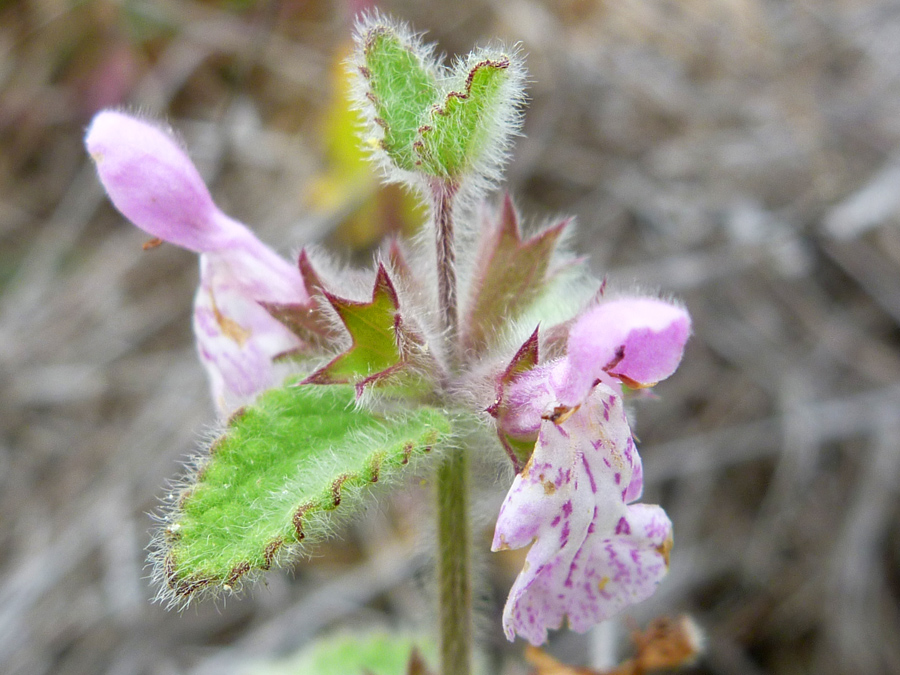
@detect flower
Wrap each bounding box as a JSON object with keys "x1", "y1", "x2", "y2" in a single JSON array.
[
  {"x1": 492, "y1": 296, "x2": 690, "y2": 644},
  {"x1": 85, "y1": 110, "x2": 309, "y2": 415}
]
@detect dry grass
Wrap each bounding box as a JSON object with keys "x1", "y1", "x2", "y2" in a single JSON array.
[{"x1": 2, "y1": 0, "x2": 900, "y2": 673}]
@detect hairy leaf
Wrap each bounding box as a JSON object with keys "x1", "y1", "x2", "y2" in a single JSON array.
[
  {"x1": 155, "y1": 383, "x2": 450, "y2": 603},
  {"x1": 303, "y1": 264, "x2": 440, "y2": 396},
  {"x1": 359, "y1": 25, "x2": 438, "y2": 172},
  {"x1": 414, "y1": 55, "x2": 512, "y2": 179},
  {"x1": 306, "y1": 44, "x2": 425, "y2": 248},
  {"x1": 246, "y1": 631, "x2": 437, "y2": 675}
]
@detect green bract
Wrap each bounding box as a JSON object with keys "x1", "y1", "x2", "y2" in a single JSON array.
[
  {"x1": 462, "y1": 196, "x2": 569, "y2": 355},
  {"x1": 355, "y1": 17, "x2": 523, "y2": 186},
  {"x1": 362, "y1": 27, "x2": 439, "y2": 172},
  {"x1": 155, "y1": 383, "x2": 450, "y2": 604},
  {"x1": 414, "y1": 57, "x2": 511, "y2": 179},
  {"x1": 303, "y1": 264, "x2": 440, "y2": 397}
]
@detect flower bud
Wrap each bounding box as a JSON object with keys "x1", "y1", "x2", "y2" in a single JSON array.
[{"x1": 86, "y1": 110, "x2": 310, "y2": 414}]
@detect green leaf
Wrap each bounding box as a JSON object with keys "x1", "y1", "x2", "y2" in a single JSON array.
[
  {"x1": 154, "y1": 383, "x2": 450, "y2": 603},
  {"x1": 462, "y1": 195, "x2": 569, "y2": 355},
  {"x1": 246, "y1": 631, "x2": 436, "y2": 675},
  {"x1": 414, "y1": 55, "x2": 513, "y2": 179},
  {"x1": 359, "y1": 25, "x2": 439, "y2": 172},
  {"x1": 303, "y1": 264, "x2": 440, "y2": 397},
  {"x1": 353, "y1": 18, "x2": 525, "y2": 186}
]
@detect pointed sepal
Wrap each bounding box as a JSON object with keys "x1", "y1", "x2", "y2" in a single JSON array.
[
  {"x1": 303, "y1": 264, "x2": 440, "y2": 397},
  {"x1": 259, "y1": 249, "x2": 340, "y2": 352},
  {"x1": 463, "y1": 195, "x2": 569, "y2": 354},
  {"x1": 152, "y1": 383, "x2": 450, "y2": 605},
  {"x1": 387, "y1": 238, "x2": 414, "y2": 287}
]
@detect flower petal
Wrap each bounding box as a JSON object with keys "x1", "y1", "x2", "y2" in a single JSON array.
[
  {"x1": 86, "y1": 110, "x2": 313, "y2": 414},
  {"x1": 86, "y1": 110, "x2": 242, "y2": 252},
  {"x1": 495, "y1": 361, "x2": 560, "y2": 440},
  {"x1": 563, "y1": 503, "x2": 672, "y2": 634},
  {"x1": 557, "y1": 298, "x2": 691, "y2": 405},
  {"x1": 494, "y1": 385, "x2": 655, "y2": 644},
  {"x1": 194, "y1": 247, "x2": 308, "y2": 414}
]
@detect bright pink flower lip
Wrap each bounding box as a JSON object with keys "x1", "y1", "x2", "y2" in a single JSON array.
[
  {"x1": 496, "y1": 296, "x2": 691, "y2": 441},
  {"x1": 556, "y1": 297, "x2": 691, "y2": 406},
  {"x1": 86, "y1": 110, "x2": 309, "y2": 414}
]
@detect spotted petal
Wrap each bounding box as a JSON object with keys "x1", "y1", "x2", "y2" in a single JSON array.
[
  {"x1": 564, "y1": 503, "x2": 672, "y2": 633},
  {"x1": 492, "y1": 386, "x2": 667, "y2": 645}
]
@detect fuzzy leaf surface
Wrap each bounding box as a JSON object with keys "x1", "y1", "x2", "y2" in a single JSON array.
[
  {"x1": 414, "y1": 56, "x2": 511, "y2": 179},
  {"x1": 304, "y1": 264, "x2": 438, "y2": 396},
  {"x1": 360, "y1": 27, "x2": 438, "y2": 172},
  {"x1": 158, "y1": 383, "x2": 449, "y2": 601},
  {"x1": 246, "y1": 631, "x2": 436, "y2": 675},
  {"x1": 463, "y1": 196, "x2": 568, "y2": 354}
]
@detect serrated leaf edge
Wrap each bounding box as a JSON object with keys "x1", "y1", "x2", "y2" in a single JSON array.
[
  {"x1": 150, "y1": 409, "x2": 445, "y2": 609},
  {"x1": 412, "y1": 57, "x2": 511, "y2": 178}
]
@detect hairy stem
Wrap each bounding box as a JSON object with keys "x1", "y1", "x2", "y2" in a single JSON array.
[
  {"x1": 433, "y1": 180, "x2": 459, "y2": 369},
  {"x1": 431, "y1": 178, "x2": 471, "y2": 674},
  {"x1": 437, "y1": 445, "x2": 471, "y2": 675}
]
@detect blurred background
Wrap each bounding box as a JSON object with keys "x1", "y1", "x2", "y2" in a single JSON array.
[{"x1": 2, "y1": 0, "x2": 900, "y2": 673}]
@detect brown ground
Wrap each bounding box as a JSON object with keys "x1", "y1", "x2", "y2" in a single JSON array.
[{"x1": 2, "y1": 1, "x2": 900, "y2": 673}]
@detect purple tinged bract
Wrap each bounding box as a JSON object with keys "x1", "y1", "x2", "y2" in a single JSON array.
[
  {"x1": 492, "y1": 296, "x2": 689, "y2": 644},
  {"x1": 86, "y1": 110, "x2": 309, "y2": 415}
]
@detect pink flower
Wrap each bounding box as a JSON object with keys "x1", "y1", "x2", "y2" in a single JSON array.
[
  {"x1": 86, "y1": 110, "x2": 309, "y2": 415},
  {"x1": 491, "y1": 296, "x2": 689, "y2": 644}
]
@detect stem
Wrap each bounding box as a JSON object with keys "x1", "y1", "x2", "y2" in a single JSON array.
[
  {"x1": 437, "y1": 445, "x2": 471, "y2": 675},
  {"x1": 431, "y1": 178, "x2": 471, "y2": 675},
  {"x1": 433, "y1": 180, "x2": 459, "y2": 369}
]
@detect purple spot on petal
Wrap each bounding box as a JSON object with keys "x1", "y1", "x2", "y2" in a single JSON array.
[
  {"x1": 581, "y1": 453, "x2": 598, "y2": 493},
  {"x1": 615, "y1": 517, "x2": 631, "y2": 535}
]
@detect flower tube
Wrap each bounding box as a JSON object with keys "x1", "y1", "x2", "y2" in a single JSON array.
[{"x1": 86, "y1": 110, "x2": 309, "y2": 414}]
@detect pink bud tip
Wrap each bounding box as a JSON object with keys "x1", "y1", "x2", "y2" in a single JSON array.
[{"x1": 85, "y1": 110, "x2": 237, "y2": 252}]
